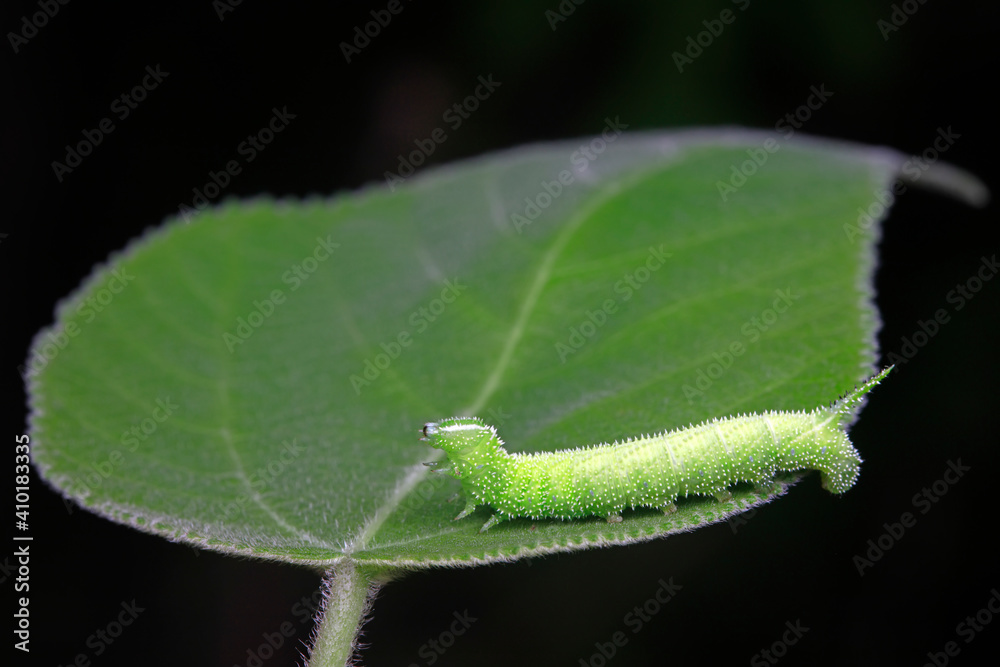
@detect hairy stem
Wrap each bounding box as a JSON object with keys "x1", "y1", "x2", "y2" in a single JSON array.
[{"x1": 305, "y1": 561, "x2": 382, "y2": 667}]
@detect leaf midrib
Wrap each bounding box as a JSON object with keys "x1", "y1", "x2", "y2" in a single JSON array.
[{"x1": 347, "y1": 162, "x2": 677, "y2": 555}]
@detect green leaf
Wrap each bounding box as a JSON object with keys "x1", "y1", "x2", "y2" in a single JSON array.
[{"x1": 27, "y1": 128, "x2": 973, "y2": 568}]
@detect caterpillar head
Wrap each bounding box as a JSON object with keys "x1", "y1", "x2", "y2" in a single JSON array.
[{"x1": 421, "y1": 417, "x2": 497, "y2": 458}]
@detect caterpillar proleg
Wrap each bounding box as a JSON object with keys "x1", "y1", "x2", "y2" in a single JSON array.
[{"x1": 421, "y1": 368, "x2": 890, "y2": 532}]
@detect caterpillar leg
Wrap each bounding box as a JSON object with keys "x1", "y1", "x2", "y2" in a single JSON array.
[
  {"x1": 605, "y1": 514, "x2": 623, "y2": 524},
  {"x1": 660, "y1": 502, "x2": 678, "y2": 515},
  {"x1": 713, "y1": 489, "x2": 733, "y2": 502},
  {"x1": 479, "y1": 513, "x2": 506, "y2": 533},
  {"x1": 453, "y1": 500, "x2": 477, "y2": 520},
  {"x1": 753, "y1": 479, "x2": 782, "y2": 496}
]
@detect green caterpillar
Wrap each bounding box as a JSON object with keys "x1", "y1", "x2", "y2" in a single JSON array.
[{"x1": 421, "y1": 368, "x2": 890, "y2": 532}]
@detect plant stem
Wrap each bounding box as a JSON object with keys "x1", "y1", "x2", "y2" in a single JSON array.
[{"x1": 305, "y1": 560, "x2": 381, "y2": 667}]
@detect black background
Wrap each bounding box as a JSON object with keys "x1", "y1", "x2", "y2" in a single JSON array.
[{"x1": 3, "y1": 1, "x2": 998, "y2": 666}]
